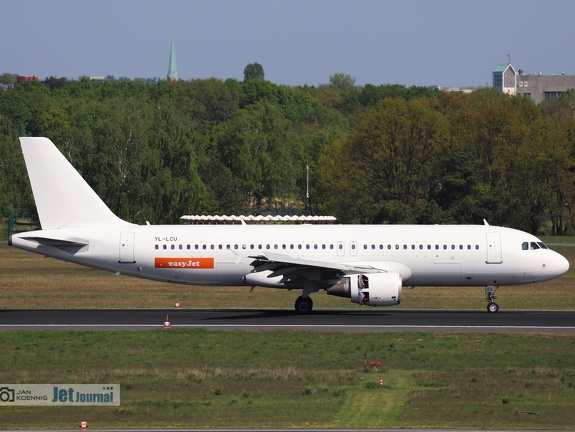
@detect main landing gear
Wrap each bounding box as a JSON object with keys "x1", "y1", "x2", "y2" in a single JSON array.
[
  {"x1": 295, "y1": 282, "x2": 318, "y2": 314},
  {"x1": 485, "y1": 286, "x2": 499, "y2": 313},
  {"x1": 295, "y1": 296, "x2": 313, "y2": 314}
]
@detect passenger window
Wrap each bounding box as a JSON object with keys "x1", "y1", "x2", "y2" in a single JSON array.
[{"x1": 155, "y1": 245, "x2": 159, "y2": 250}]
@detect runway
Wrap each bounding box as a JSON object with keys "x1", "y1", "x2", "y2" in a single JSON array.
[{"x1": 1, "y1": 309, "x2": 575, "y2": 333}]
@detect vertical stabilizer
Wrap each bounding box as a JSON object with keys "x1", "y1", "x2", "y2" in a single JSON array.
[{"x1": 19, "y1": 137, "x2": 132, "y2": 229}]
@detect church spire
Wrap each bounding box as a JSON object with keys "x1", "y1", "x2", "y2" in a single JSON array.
[{"x1": 167, "y1": 36, "x2": 179, "y2": 81}]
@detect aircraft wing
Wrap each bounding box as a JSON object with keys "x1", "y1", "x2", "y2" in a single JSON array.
[
  {"x1": 246, "y1": 252, "x2": 385, "y2": 289},
  {"x1": 249, "y1": 252, "x2": 383, "y2": 274}
]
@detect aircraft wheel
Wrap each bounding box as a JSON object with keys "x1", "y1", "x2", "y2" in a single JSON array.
[
  {"x1": 487, "y1": 302, "x2": 499, "y2": 313},
  {"x1": 295, "y1": 296, "x2": 313, "y2": 314}
]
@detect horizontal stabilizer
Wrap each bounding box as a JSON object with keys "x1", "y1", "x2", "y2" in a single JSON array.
[{"x1": 22, "y1": 236, "x2": 88, "y2": 248}]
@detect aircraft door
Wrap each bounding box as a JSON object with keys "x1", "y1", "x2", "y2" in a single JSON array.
[
  {"x1": 486, "y1": 232, "x2": 502, "y2": 264},
  {"x1": 119, "y1": 232, "x2": 135, "y2": 263}
]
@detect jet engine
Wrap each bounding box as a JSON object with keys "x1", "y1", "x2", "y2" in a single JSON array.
[{"x1": 327, "y1": 272, "x2": 402, "y2": 306}]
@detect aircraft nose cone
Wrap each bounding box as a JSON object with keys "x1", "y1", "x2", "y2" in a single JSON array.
[{"x1": 557, "y1": 254, "x2": 570, "y2": 276}]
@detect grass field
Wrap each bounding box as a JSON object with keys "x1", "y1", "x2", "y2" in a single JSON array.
[
  {"x1": 1, "y1": 330, "x2": 575, "y2": 429},
  {"x1": 1, "y1": 240, "x2": 575, "y2": 429}
]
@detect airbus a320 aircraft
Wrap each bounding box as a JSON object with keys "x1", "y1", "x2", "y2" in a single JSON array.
[{"x1": 9, "y1": 138, "x2": 570, "y2": 313}]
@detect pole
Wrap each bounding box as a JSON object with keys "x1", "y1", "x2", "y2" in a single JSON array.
[{"x1": 306, "y1": 165, "x2": 310, "y2": 215}]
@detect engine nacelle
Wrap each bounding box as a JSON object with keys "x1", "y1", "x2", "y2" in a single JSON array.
[{"x1": 327, "y1": 272, "x2": 402, "y2": 306}]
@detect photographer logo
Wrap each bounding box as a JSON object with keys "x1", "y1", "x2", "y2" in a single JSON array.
[{"x1": 0, "y1": 384, "x2": 120, "y2": 406}]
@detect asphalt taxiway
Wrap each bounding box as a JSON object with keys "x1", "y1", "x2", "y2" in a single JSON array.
[{"x1": 1, "y1": 309, "x2": 574, "y2": 333}]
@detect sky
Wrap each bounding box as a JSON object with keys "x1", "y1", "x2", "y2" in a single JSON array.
[{"x1": 2, "y1": 0, "x2": 574, "y2": 88}]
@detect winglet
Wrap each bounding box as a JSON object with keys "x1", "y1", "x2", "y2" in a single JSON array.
[
  {"x1": 19, "y1": 137, "x2": 133, "y2": 229},
  {"x1": 483, "y1": 219, "x2": 490, "y2": 226}
]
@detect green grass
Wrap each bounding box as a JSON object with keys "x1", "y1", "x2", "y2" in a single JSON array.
[{"x1": 0, "y1": 330, "x2": 574, "y2": 429}]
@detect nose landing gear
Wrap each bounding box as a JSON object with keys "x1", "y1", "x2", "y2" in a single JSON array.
[{"x1": 485, "y1": 286, "x2": 499, "y2": 313}]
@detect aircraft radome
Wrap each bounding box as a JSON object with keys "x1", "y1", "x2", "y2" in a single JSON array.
[{"x1": 9, "y1": 137, "x2": 570, "y2": 313}]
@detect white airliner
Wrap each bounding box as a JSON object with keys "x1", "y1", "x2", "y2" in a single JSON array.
[{"x1": 9, "y1": 137, "x2": 570, "y2": 313}]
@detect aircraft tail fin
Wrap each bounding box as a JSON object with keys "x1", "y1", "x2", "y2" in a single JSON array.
[{"x1": 19, "y1": 137, "x2": 132, "y2": 229}]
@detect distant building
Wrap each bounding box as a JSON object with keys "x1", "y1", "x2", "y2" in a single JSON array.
[
  {"x1": 493, "y1": 64, "x2": 575, "y2": 104},
  {"x1": 16, "y1": 76, "x2": 39, "y2": 83},
  {"x1": 167, "y1": 36, "x2": 179, "y2": 81},
  {"x1": 516, "y1": 72, "x2": 575, "y2": 104},
  {"x1": 493, "y1": 64, "x2": 517, "y2": 96}
]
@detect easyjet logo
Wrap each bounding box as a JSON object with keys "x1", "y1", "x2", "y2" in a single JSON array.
[{"x1": 155, "y1": 258, "x2": 214, "y2": 269}]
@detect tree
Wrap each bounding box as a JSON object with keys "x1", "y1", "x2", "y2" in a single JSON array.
[
  {"x1": 0, "y1": 73, "x2": 17, "y2": 85},
  {"x1": 316, "y1": 97, "x2": 450, "y2": 223},
  {"x1": 218, "y1": 101, "x2": 295, "y2": 209},
  {"x1": 328, "y1": 73, "x2": 356, "y2": 91},
  {"x1": 243, "y1": 63, "x2": 264, "y2": 81}
]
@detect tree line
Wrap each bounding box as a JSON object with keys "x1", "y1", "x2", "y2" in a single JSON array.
[{"x1": 1, "y1": 75, "x2": 574, "y2": 235}]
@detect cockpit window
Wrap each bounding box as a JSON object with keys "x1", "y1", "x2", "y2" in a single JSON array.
[{"x1": 522, "y1": 241, "x2": 549, "y2": 250}]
